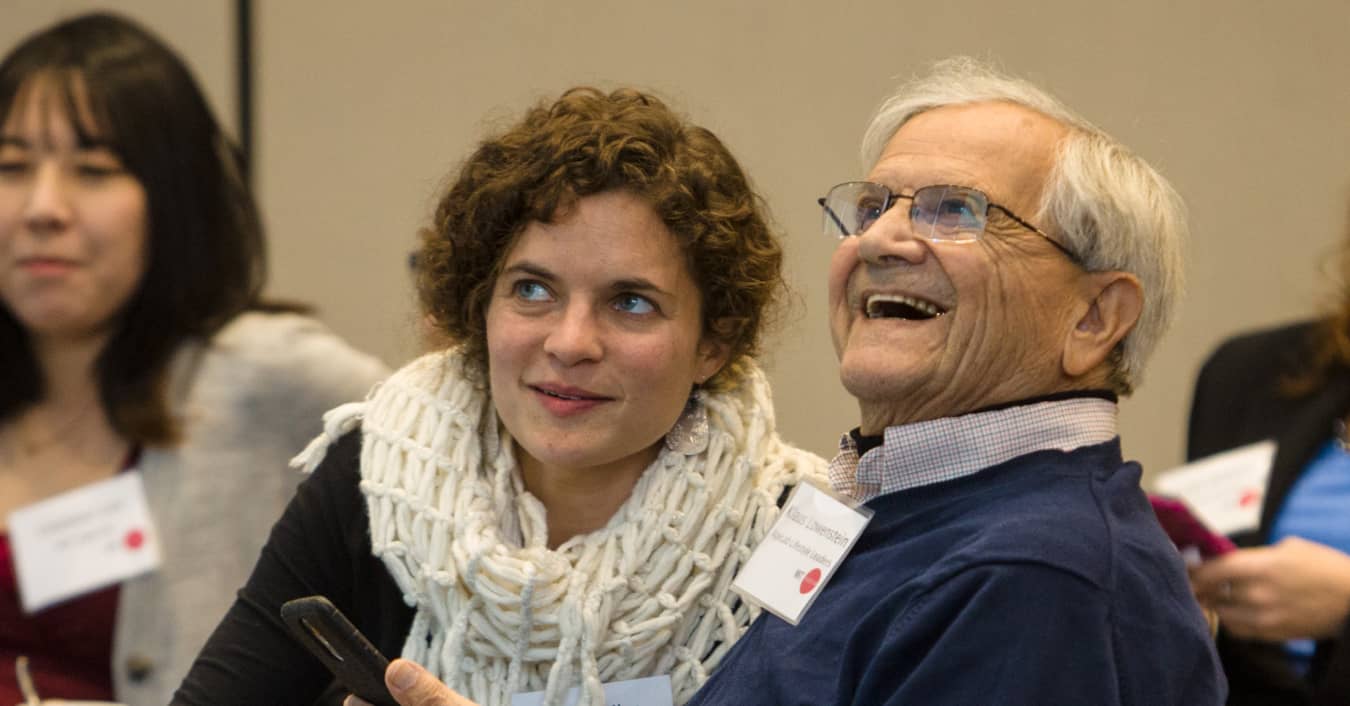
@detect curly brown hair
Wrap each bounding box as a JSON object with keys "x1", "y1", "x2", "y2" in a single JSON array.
[{"x1": 417, "y1": 87, "x2": 784, "y2": 391}]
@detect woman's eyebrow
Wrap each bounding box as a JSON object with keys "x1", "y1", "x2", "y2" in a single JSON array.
[
  {"x1": 610, "y1": 278, "x2": 668, "y2": 296},
  {"x1": 500, "y1": 261, "x2": 555, "y2": 280}
]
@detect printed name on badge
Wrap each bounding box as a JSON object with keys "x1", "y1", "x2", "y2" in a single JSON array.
[
  {"x1": 7, "y1": 471, "x2": 162, "y2": 614},
  {"x1": 731, "y1": 481, "x2": 872, "y2": 625}
]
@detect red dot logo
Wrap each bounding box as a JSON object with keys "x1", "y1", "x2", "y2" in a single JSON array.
[
  {"x1": 1239, "y1": 488, "x2": 1261, "y2": 508},
  {"x1": 799, "y1": 567, "x2": 821, "y2": 594},
  {"x1": 124, "y1": 529, "x2": 145, "y2": 551}
]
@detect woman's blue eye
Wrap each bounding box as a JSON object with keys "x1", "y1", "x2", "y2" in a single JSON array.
[
  {"x1": 614, "y1": 293, "x2": 655, "y2": 315},
  {"x1": 512, "y1": 281, "x2": 551, "y2": 301}
]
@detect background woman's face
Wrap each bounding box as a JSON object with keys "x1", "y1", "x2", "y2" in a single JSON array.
[
  {"x1": 484, "y1": 190, "x2": 727, "y2": 479},
  {"x1": 0, "y1": 79, "x2": 148, "y2": 344}
]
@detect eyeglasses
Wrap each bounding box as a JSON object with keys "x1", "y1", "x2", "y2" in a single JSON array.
[{"x1": 818, "y1": 181, "x2": 1077, "y2": 262}]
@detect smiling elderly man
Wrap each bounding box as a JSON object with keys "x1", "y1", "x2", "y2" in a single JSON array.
[{"x1": 687, "y1": 58, "x2": 1226, "y2": 705}]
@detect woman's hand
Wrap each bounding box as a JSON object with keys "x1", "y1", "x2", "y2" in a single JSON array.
[
  {"x1": 344, "y1": 659, "x2": 480, "y2": 706},
  {"x1": 1190, "y1": 537, "x2": 1350, "y2": 641}
]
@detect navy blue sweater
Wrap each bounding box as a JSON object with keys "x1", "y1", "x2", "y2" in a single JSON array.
[{"x1": 687, "y1": 440, "x2": 1226, "y2": 706}]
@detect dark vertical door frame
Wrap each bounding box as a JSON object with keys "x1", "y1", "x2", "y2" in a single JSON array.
[{"x1": 235, "y1": 0, "x2": 254, "y2": 184}]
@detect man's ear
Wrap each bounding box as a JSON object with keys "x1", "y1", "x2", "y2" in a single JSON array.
[{"x1": 1063, "y1": 272, "x2": 1143, "y2": 379}]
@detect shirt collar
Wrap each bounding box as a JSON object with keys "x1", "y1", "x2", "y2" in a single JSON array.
[{"x1": 829, "y1": 391, "x2": 1119, "y2": 502}]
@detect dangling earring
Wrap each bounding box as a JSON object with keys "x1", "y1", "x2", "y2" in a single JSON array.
[{"x1": 664, "y1": 386, "x2": 709, "y2": 455}]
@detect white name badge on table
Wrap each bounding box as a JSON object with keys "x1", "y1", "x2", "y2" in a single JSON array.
[
  {"x1": 7, "y1": 471, "x2": 162, "y2": 614},
  {"x1": 1153, "y1": 439, "x2": 1276, "y2": 536},
  {"x1": 511, "y1": 674, "x2": 672, "y2": 706},
  {"x1": 732, "y1": 481, "x2": 872, "y2": 625}
]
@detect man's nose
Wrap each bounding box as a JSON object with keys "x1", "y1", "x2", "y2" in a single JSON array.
[{"x1": 856, "y1": 205, "x2": 928, "y2": 266}]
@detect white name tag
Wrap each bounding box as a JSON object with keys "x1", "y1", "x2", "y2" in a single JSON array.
[
  {"x1": 7, "y1": 471, "x2": 162, "y2": 614},
  {"x1": 510, "y1": 674, "x2": 672, "y2": 706},
  {"x1": 731, "y1": 481, "x2": 872, "y2": 625},
  {"x1": 1153, "y1": 440, "x2": 1276, "y2": 536}
]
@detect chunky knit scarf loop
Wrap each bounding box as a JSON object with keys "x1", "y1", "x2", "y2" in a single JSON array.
[{"x1": 294, "y1": 350, "x2": 824, "y2": 706}]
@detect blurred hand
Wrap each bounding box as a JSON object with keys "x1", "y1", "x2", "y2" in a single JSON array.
[
  {"x1": 344, "y1": 659, "x2": 479, "y2": 706},
  {"x1": 1190, "y1": 537, "x2": 1350, "y2": 641}
]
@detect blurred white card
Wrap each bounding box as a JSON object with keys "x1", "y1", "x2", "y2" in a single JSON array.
[
  {"x1": 511, "y1": 675, "x2": 671, "y2": 706},
  {"x1": 1153, "y1": 440, "x2": 1275, "y2": 535},
  {"x1": 8, "y1": 471, "x2": 161, "y2": 614}
]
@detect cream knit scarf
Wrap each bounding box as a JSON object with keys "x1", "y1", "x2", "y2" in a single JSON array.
[{"x1": 295, "y1": 350, "x2": 824, "y2": 706}]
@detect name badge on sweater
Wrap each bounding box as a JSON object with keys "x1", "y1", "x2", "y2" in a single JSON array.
[
  {"x1": 511, "y1": 674, "x2": 672, "y2": 706},
  {"x1": 7, "y1": 471, "x2": 162, "y2": 614},
  {"x1": 732, "y1": 481, "x2": 872, "y2": 625}
]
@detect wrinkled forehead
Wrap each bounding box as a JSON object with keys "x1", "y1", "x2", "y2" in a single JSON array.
[
  {"x1": 870, "y1": 102, "x2": 1066, "y2": 215},
  {"x1": 2, "y1": 71, "x2": 109, "y2": 148}
]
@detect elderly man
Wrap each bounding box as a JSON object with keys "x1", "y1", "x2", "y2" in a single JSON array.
[{"x1": 685, "y1": 58, "x2": 1226, "y2": 705}]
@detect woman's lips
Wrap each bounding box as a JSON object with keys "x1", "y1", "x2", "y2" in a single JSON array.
[
  {"x1": 18, "y1": 257, "x2": 79, "y2": 277},
  {"x1": 529, "y1": 384, "x2": 612, "y2": 417}
]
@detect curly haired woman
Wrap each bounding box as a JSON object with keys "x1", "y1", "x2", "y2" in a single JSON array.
[{"x1": 175, "y1": 87, "x2": 825, "y2": 706}]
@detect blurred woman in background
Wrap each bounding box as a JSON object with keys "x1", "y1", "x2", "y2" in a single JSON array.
[
  {"x1": 1188, "y1": 200, "x2": 1350, "y2": 705},
  {"x1": 0, "y1": 13, "x2": 386, "y2": 705}
]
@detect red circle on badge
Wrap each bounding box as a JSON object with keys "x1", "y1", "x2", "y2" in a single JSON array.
[
  {"x1": 124, "y1": 529, "x2": 145, "y2": 550},
  {"x1": 799, "y1": 567, "x2": 821, "y2": 594}
]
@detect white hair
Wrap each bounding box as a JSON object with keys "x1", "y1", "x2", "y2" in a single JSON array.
[{"x1": 860, "y1": 56, "x2": 1186, "y2": 394}]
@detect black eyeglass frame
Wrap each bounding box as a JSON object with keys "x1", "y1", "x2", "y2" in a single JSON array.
[{"x1": 818, "y1": 181, "x2": 1079, "y2": 263}]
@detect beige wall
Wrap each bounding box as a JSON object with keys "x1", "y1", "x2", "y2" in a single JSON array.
[
  {"x1": 2, "y1": 1, "x2": 235, "y2": 134},
  {"x1": 6, "y1": 1, "x2": 1349, "y2": 481}
]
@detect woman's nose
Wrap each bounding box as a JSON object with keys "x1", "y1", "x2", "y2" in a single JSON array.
[
  {"x1": 543, "y1": 304, "x2": 603, "y2": 365},
  {"x1": 23, "y1": 162, "x2": 73, "y2": 235}
]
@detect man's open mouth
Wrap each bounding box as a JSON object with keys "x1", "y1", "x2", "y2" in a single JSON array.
[{"x1": 864, "y1": 293, "x2": 946, "y2": 320}]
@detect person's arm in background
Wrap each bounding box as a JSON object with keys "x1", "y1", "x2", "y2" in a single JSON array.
[
  {"x1": 114, "y1": 313, "x2": 392, "y2": 704},
  {"x1": 1191, "y1": 538, "x2": 1350, "y2": 642}
]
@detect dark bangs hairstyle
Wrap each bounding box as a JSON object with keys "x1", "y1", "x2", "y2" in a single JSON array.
[
  {"x1": 0, "y1": 12, "x2": 267, "y2": 443},
  {"x1": 417, "y1": 87, "x2": 785, "y2": 392}
]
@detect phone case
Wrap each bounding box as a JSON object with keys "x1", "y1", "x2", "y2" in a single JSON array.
[
  {"x1": 1148, "y1": 495, "x2": 1237, "y2": 559},
  {"x1": 280, "y1": 595, "x2": 397, "y2": 706}
]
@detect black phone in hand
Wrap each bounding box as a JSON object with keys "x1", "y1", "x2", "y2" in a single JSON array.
[{"x1": 280, "y1": 595, "x2": 398, "y2": 706}]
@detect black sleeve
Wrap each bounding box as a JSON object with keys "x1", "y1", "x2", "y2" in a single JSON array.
[
  {"x1": 1186, "y1": 322, "x2": 1313, "y2": 461},
  {"x1": 1187, "y1": 332, "x2": 1269, "y2": 461},
  {"x1": 1312, "y1": 625, "x2": 1350, "y2": 706},
  {"x1": 172, "y1": 428, "x2": 413, "y2": 705},
  {"x1": 1187, "y1": 338, "x2": 1238, "y2": 462}
]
